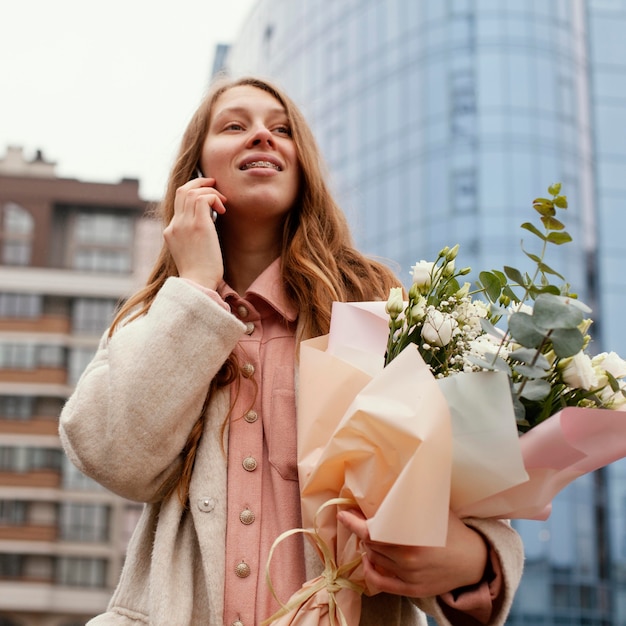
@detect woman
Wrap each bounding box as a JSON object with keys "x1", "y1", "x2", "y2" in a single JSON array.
[{"x1": 59, "y1": 76, "x2": 523, "y2": 625}]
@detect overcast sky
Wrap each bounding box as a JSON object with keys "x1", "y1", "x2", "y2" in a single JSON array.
[{"x1": 1, "y1": 0, "x2": 256, "y2": 200}]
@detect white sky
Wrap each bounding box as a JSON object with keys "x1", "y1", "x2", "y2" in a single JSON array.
[{"x1": 0, "y1": 0, "x2": 257, "y2": 201}]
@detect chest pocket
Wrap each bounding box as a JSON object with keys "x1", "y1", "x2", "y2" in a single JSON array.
[{"x1": 264, "y1": 365, "x2": 298, "y2": 481}]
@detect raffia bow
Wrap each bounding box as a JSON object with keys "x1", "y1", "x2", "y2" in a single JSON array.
[{"x1": 261, "y1": 497, "x2": 366, "y2": 626}]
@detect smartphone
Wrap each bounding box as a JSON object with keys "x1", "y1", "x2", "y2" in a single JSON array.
[{"x1": 192, "y1": 167, "x2": 218, "y2": 222}]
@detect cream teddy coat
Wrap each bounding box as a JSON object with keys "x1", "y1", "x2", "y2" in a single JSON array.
[{"x1": 59, "y1": 278, "x2": 524, "y2": 625}]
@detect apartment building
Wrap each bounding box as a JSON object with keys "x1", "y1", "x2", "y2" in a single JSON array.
[{"x1": 0, "y1": 147, "x2": 160, "y2": 626}]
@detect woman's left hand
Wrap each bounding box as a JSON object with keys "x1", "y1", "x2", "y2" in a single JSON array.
[{"x1": 337, "y1": 508, "x2": 488, "y2": 598}]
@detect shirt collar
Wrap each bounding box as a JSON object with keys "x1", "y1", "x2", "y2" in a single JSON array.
[{"x1": 218, "y1": 257, "x2": 298, "y2": 322}]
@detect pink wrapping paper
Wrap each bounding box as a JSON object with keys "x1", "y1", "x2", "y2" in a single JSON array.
[{"x1": 263, "y1": 302, "x2": 626, "y2": 625}]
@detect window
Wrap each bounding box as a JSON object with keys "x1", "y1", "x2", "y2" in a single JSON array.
[
  {"x1": 62, "y1": 455, "x2": 104, "y2": 491},
  {"x1": 74, "y1": 213, "x2": 132, "y2": 245},
  {"x1": 0, "y1": 343, "x2": 36, "y2": 369},
  {"x1": 0, "y1": 343, "x2": 66, "y2": 370},
  {"x1": 71, "y1": 212, "x2": 133, "y2": 274},
  {"x1": 452, "y1": 170, "x2": 478, "y2": 214},
  {"x1": 56, "y1": 557, "x2": 107, "y2": 588},
  {"x1": 59, "y1": 503, "x2": 110, "y2": 542},
  {"x1": 0, "y1": 395, "x2": 34, "y2": 420},
  {"x1": 0, "y1": 446, "x2": 62, "y2": 472},
  {"x1": 0, "y1": 293, "x2": 42, "y2": 318},
  {"x1": 450, "y1": 70, "x2": 477, "y2": 142},
  {"x1": 38, "y1": 345, "x2": 66, "y2": 368},
  {"x1": 1, "y1": 203, "x2": 34, "y2": 266},
  {"x1": 0, "y1": 554, "x2": 23, "y2": 578},
  {"x1": 0, "y1": 500, "x2": 27, "y2": 525},
  {"x1": 72, "y1": 298, "x2": 118, "y2": 334},
  {"x1": 68, "y1": 347, "x2": 96, "y2": 386}
]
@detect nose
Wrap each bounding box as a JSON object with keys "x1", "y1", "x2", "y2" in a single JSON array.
[{"x1": 247, "y1": 125, "x2": 274, "y2": 147}]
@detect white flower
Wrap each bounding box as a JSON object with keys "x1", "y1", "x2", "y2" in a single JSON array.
[
  {"x1": 385, "y1": 287, "x2": 404, "y2": 318},
  {"x1": 560, "y1": 352, "x2": 599, "y2": 391},
  {"x1": 597, "y1": 378, "x2": 626, "y2": 410},
  {"x1": 421, "y1": 309, "x2": 457, "y2": 347},
  {"x1": 409, "y1": 295, "x2": 427, "y2": 323},
  {"x1": 410, "y1": 261, "x2": 435, "y2": 289},
  {"x1": 592, "y1": 351, "x2": 626, "y2": 379},
  {"x1": 467, "y1": 332, "x2": 506, "y2": 361}
]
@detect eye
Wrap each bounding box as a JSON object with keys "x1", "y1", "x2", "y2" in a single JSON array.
[
  {"x1": 224, "y1": 122, "x2": 244, "y2": 131},
  {"x1": 274, "y1": 125, "x2": 292, "y2": 136}
]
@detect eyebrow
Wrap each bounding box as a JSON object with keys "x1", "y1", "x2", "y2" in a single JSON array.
[{"x1": 212, "y1": 105, "x2": 288, "y2": 121}]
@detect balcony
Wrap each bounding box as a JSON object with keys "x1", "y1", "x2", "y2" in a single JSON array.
[
  {"x1": 0, "y1": 470, "x2": 61, "y2": 489},
  {"x1": 0, "y1": 524, "x2": 57, "y2": 542}
]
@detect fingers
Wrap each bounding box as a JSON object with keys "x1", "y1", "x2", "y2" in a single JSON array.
[{"x1": 175, "y1": 176, "x2": 227, "y2": 219}]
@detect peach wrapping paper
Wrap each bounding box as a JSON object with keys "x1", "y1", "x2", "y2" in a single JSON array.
[{"x1": 264, "y1": 301, "x2": 626, "y2": 625}]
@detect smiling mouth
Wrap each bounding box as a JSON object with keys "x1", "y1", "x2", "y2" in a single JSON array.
[{"x1": 240, "y1": 161, "x2": 282, "y2": 171}]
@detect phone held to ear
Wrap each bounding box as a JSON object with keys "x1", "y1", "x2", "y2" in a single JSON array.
[{"x1": 192, "y1": 167, "x2": 218, "y2": 222}]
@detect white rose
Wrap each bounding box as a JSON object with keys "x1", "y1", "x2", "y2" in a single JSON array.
[
  {"x1": 409, "y1": 295, "x2": 427, "y2": 323},
  {"x1": 598, "y1": 381, "x2": 626, "y2": 410},
  {"x1": 411, "y1": 261, "x2": 435, "y2": 289},
  {"x1": 385, "y1": 287, "x2": 404, "y2": 318},
  {"x1": 593, "y1": 351, "x2": 626, "y2": 379},
  {"x1": 421, "y1": 309, "x2": 457, "y2": 347},
  {"x1": 560, "y1": 352, "x2": 598, "y2": 391}
]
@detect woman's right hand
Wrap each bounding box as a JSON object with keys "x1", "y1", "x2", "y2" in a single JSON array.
[{"x1": 163, "y1": 177, "x2": 227, "y2": 290}]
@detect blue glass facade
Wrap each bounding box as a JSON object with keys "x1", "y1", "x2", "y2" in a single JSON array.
[{"x1": 222, "y1": 1, "x2": 626, "y2": 623}]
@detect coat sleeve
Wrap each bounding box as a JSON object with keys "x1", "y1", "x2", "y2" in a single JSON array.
[
  {"x1": 59, "y1": 277, "x2": 246, "y2": 502},
  {"x1": 412, "y1": 518, "x2": 524, "y2": 626}
]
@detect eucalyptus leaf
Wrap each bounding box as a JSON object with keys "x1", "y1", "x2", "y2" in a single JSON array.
[
  {"x1": 504, "y1": 266, "x2": 525, "y2": 286},
  {"x1": 532, "y1": 294, "x2": 584, "y2": 330},
  {"x1": 554, "y1": 195, "x2": 568, "y2": 208},
  {"x1": 508, "y1": 312, "x2": 546, "y2": 348},
  {"x1": 479, "y1": 271, "x2": 502, "y2": 302},
  {"x1": 479, "y1": 317, "x2": 505, "y2": 338},
  {"x1": 519, "y1": 378, "x2": 552, "y2": 401},
  {"x1": 520, "y1": 222, "x2": 546, "y2": 240},
  {"x1": 551, "y1": 327, "x2": 585, "y2": 358},
  {"x1": 537, "y1": 262, "x2": 566, "y2": 280},
  {"x1": 546, "y1": 231, "x2": 572, "y2": 245},
  {"x1": 508, "y1": 348, "x2": 550, "y2": 369},
  {"x1": 541, "y1": 216, "x2": 565, "y2": 231},
  {"x1": 523, "y1": 250, "x2": 542, "y2": 264},
  {"x1": 514, "y1": 363, "x2": 550, "y2": 379}
]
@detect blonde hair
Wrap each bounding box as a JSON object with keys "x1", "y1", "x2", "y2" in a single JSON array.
[{"x1": 110, "y1": 76, "x2": 401, "y2": 503}]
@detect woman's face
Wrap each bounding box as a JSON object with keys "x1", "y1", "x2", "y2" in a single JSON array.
[{"x1": 199, "y1": 85, "x2": 301, "y2": 223}]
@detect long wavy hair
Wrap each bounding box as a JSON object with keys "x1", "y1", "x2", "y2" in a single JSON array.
[{"x1": 110, "y1": 76, "x2": 401, "y2": 504}]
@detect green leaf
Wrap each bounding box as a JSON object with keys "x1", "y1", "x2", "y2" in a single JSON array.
[
  {"x1": 523, "y1": 250, "x2": 542, "y2": 264},
  {"x1": 546, "y1": 231, "x2": 573, "y2": 245},
  {"x1": 554, "y1": 195, "x2": 568, "y2": 208},
  {"x1": 551, "y1": 328, "x2": 585, "y2": 358},
  {"x1": 508, "y1": 348, "x2": 550, "y2": 369},
  {"x1": 607, "y1": 371, "x2": 621, "y2": 393},
  {"x1": 532, "y1": 294, "x2": 584, "y2": 329},
  {"x1": 520, "y1": 222, "x2": 546, "y2": 240},
  {"x1": 548, "y1": 183, "x2": 562, "y2": 196},
  {"x1": 479, "y1": 317, "x2": 505, "y2": 338},
  {"x1": 519, "y1": 379, "x2": 552, "y2": 401},
  {"x1": 533, "y1": 199, "x2": 556, "y2": 217},
  {"x1": 492, "y1": 270, "x2": 507, "y2": 285},
  {"x1": 479, "y1": 271, "x2": 502, "y2": 302},
  {"x1": 503, "y1": 266, "x2": 525, "y2": 286},
  {"x1": 537, "y1": 262, "x2": 565, "y2": 280},
  {"x1": 541, "y1": 216, "x2": 565, "y2": 231},
  {"x1": 534, "y1": 284, "x2": 562, "y2": 295},
  {"x1": 514, "y1": 363, "x2": 549, "y2": 379},
  {"x1": 508, "y1": 312, "x2": 546, "y2": 348},
  {"x1": 503, "y1": 285, "x2": 521, "y2": 303}
]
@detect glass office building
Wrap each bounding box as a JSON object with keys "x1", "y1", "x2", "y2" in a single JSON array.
[{"x1": 221, "y1": 1, "x2": 626, "y2": 624}]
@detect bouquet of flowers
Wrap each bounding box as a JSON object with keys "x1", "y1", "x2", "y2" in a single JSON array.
[
  {"x1": 385, "y1": 182, "x2": 626, "y2": 429},
  {"x1": 263, "y1": 184, "x2": 626, "y2": 625}
]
